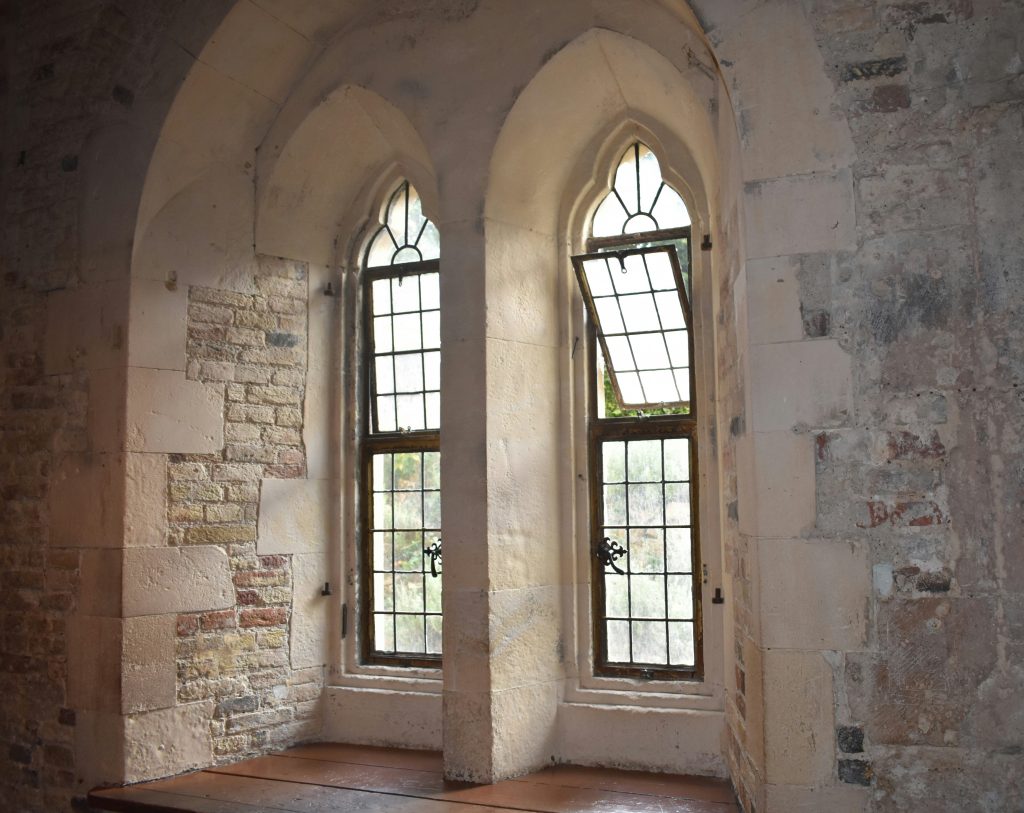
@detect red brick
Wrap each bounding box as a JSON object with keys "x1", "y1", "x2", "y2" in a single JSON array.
[
  {"x1": 239, "y1": 608, "x2": 287, "y2": 627},
  {"x1": 200, "y1": 610, "x2": 236, "y2": 631}
]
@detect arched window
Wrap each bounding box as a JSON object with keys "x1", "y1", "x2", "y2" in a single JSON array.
[
  {"x1": 572, "y1": 143, "x2": 701, "y2": 680},
  {"x1": 360, "y1": 180, "x2": 442, "y2": 667}
]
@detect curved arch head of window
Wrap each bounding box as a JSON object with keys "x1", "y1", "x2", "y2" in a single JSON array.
[
  {"x1": 572, "y1": 143, "x2": 702, "y2": 682},
  {"x1": 360, "y1": 179, "x2": 442, "y2": 669}
]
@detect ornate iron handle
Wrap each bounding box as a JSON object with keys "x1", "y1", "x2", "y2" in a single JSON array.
[
  {"x1": 424, "y1": 538, "x2": 442, "y2": 578},
  {"x1": 595, "y1": 537, "x2": 627, "y2": 575}
]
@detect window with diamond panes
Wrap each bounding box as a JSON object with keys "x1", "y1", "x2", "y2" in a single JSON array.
[
  {"x1": 361, "y1": 180, "x2": 442, "y2": 667},
  {"x1": 574, "y1": 143, "x2": 702, "y2": 679}
]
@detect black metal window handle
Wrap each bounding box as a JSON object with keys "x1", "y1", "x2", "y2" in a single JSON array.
[
  {"x1": 595, "y1": 537, "x2": 628, "y2": 575},
  {"x1": 424, "y1": 538, "x2": 442, "y2": 578}
]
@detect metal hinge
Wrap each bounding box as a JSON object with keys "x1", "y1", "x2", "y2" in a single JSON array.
[{"x1": 341, "y1": 603, "x2": 348, "y2": 639}]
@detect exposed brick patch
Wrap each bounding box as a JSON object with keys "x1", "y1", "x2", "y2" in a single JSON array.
[
  {"x1": 886, "y1": 430, "x2": 945, "y2": 460},
  {"x1": 859, "y1": 499, "x2": 946, "y2": 528}
]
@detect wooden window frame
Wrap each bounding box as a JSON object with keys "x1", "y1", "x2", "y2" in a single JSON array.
[{"x1": 579, "y1": 227, "x2": 704, "y2": 681}]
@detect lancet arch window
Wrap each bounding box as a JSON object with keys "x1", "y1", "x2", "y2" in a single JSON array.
[
  {"x1": 360, "y1": 180, "x2": 442, "y2": 668},
  {"x1": 572, "y1": 143, "x2": 702, "y2": 680}
]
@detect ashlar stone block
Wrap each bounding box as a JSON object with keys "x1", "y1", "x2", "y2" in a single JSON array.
[
  {"x1": 123, "y1": 546, "x2": 233, "y2": 616},
  {"x1": 123, "y1": 614, "x2": 177, "y2": 713},
  {"x1": 257, "y1": 478, "x2": 332, "y2": 555},
  {"x1": 123, "y1": 701, "x2": 216, "y2": 783},
  {"x1": 749, "y1": 340, "x2": 852, "y2": 432},
  {"x1": 126, "y1": 368, "x2": 224, "y2": 454}
]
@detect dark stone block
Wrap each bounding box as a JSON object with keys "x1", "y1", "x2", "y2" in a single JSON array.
[
  {"x1": 839, "y1": 758, "x2": 872, "y2": 786},
  {"x1": 267, "y1": 331, "x2": 300, "y2": 348},
  {"x1": 837, "y1": 725, "x2": 864, "y2": 753}
]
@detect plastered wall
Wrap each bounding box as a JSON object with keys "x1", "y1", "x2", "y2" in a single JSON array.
[{"x1": 1, "y1": 2, "x2": 1023, "y2": 812}]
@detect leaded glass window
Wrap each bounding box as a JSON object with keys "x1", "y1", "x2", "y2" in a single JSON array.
[
  {"x1": 361, "y1": 180, "x2": 442, "y2": 667},
  {"x1": 575, "y1": 143, "x2": 702, "y2": 680}
]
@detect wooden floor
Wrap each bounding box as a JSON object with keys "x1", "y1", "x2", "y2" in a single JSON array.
[{"x1": 88, "y1": 743, "x2": 739, "y2": 813}]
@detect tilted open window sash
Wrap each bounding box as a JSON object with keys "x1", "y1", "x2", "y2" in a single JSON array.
[{"x1": 572, "y1": 245, "x2": 694, "y2": 413}]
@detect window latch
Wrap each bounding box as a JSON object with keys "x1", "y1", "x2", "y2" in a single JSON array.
[
  {"x1": 424, "y1": 538, "x2": 442, "y2": 578},
  {"x1": 595, "y1": 537, "x2": 628, "y2": 575}
]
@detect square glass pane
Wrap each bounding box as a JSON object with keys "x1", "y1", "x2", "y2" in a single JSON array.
[
  {"x1": 396, "y1": 394, "x2": 426, "y2": 430},
  {"x1": 627, "y1": 440, "x2": 661, "y2": 483},
  {"x1": 393, "y1": 452, "x2": 422, "y2": 490},
  {"x1": 395, "y1": 573, "x2": 424, "y2": 613},
  {"x1": 394, "y1": 531, "x2": 423, "y2": 572},
  {"x1": 629, "y1": 333, "x2": 670, "y2": 370},
  {"x1": 628, "y1": 527, "x2": 664, "y2": 573},
  {"x1": 665, "y1": 330, "x2": 689, "y2": 366},
  {"x1": 602, "y1": 441, "x2": 625, "y2": 484},
  {"x1": 613, "y1": 253, "x2": 650, "y2": 295},
  {"x1": 619, "y1": 293, "x2": 658, "y2": 332},
  {"x1": 425, "y1": 615, "x2": 443, "y2": 654},
  {"x1": 423, "y1": 452, "x2": 440, "y2": 489},
  {"x1": 395, "y1": 614, "x2": 424, "y2": 653},
  {"x1": 666, "y1": 527, "x2": 692, "y2": 572},
  {"x1": 603, "y1": 484, "x2": 627, "y2": 526},
  {"x1": 668, "y1": 621, "x2": 695, "y2": 666},
  {"x1": 663, "y1": 439, "x2": 690, "y2": 482},
  {"x1": 373, "y1": 316, "x2": 393, "y2": 353},
  {"x1": 420, "y1": 272, "x2": 440, "y2": 310},
  {"x1": 606, "y1": 620, "x2": 630, "y2": 663},
  {"x1": 375, "y1": 356, "x2": 395, "y2": 395},
  {"x1": 394, "y1": 354, "x2": 424, "y2": 393},
  {"x1": 617, "y1": 372, "x2": 644, "y2": 405},
  {"x1": 582, "y1": 257, "x2": 614, "y2": 297},
  {"x1": 667, "y1": 575, "x2": 693, "y2": 619},
  {"x1": 423, "y1": 491, "x2": 441, "y2": 529},
  {"x1": 376, "y1": 396, "x2": 397, "y2": 432},
  {"x1": 631, "y1": 620, "x2": 667, "y2": 664},
  {"x1": 374, "y1": 614, "x2": 394, "y2": 652},
  {"x1": 372, "y1": 454, "x2": 392, "y2": 491},
  {"x1": 372, "y1": 492, "x2": 393, "y2": 530},
  {"x1": 655, "y1": 291, "x2": 686, "y2": 330},
  {"x1": 373, "y1": 574, "x2": 393, "y2": 611},
  {"x1": 630, "y1": 575, "x2": 665, "y2": 619},
  {"x1": 391, "y1": 276, "x2": 420, "y2": 313},
  {"x1": 628, "y1": 483, "x2": 663, "y2": 526},
  {"x1": 644, "y1": 250, "x2": 676, "y2": 290},
  {"x1": 372, "y1": 278, "x2": 392, "y2": 315},
  {"x1": 639, "y1": 369, "x2": 678, "y2": 403},
  {"x1": 674, "y1": 370, "x2": 691, "y2": 403},
  {"x1": 425, "y1": 393, "x2": 440, "y2": 429},
  {"x1": 594, "y1": 296, "x2": 625, "y2": 334},
  {"x1": 665, "y1": 482, "x2": 691, "y2": 526},
  {"x1": 605, "y1": 335, "x2": 636, "y2": 372},
  {"x1": 392, "y1": 313, "x2": 422, "y2": 352},
  {"x1": 394, "y1": 492, "x2": 422, "y2": 529},
  {"x1": 424, "y1": 351, "x2": 440, "y2": 390},
  {"x1": 604, "y1": 574, "x2": 629, "y2": 618},
  {"x1": 422, "y1": 311, "x2": 441, "y2": 349},
  {"x1": 372, "y1": 532, "x2": 393, "y2": 571},
  {"x1": 425, "y1": 573, "x2": 442, "y2": 613}
]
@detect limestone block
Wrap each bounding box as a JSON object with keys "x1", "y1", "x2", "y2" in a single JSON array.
[
  {"x1": 123, "y1": 546, "x2": 233, "y2": 616},
  {"x1": 442, "y1": 689, "x2": 494, "y2": 782},
  {"x1": 123, "y1": 701, "x2": 216, "y2": 783},
  {"x1": 75, "y1": 711, "x2": 125, "y2": 786},
  {"x1": 126, "y1": 368, "x2": 224, "y2": 454},
  {"x1": 50, "y1": 453, "x2": 123, "y2": 548},
  {"x1": 746, "y1": 256, "x2": 804, "y2": 345},
  {"x1": 491, "y1": 680, "x2": 559, "y2": 780},
  {"x1": 763, "y1": 649, "x2": 835, "y2": 785},
  {"x1": 257, "y1": 478, "x2": 331, "y2": 555},
  {"x1": 489, "y1": 586, "x2": 563, "y2": 692},
  {"x1": 444, "y1": 588, "x2": 491, "y2": 694},
  {"x1": 79, "y1": 548, "x2": 123, "y2": 617},
  {"x1": 740, "y1": 431, "x2": 815, "y2": 538},
  {"x1": 45, "y1": 280, "x2": 128, "y2": 374},
  {"x1": 744, "y1": 171, "x2": 856, "y2": 260},
  {"x1": 128, "y1": 279, "x2": 187, "y2": 371},
  {"x1": 199, "y1": 0, "x2": 315, "y2": 105},
  {"x1": 759, "y1": 539, "x2": 869, "y2": 651},
  {"x1": 324, "y1": 686, "x2": 441, "y2": 751},
  {"x1": 125, "y1": 453, "x2": 168, "y2": 548},
  {"x1": 290, "y1": 552, "x2": 330, "y2": 670},
  {"x1": 749, "y1": 340, "x2": 852, "y2": 432},
  {"x1": 764, "y1": 783, "x2": 869, "y2": 812},
  {"x1": 68, "y1": 615, "x2": 122, "y2": 712},
  {"x1": 123, "y1": 614, "x2": 177, "y2": 714},
  {"x1": 556, "y1": 703, "x2": 727, "y2": 778}
]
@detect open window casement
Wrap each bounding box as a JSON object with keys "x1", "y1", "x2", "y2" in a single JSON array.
[{"x1": 572, "y1": 245, "x2": 694, "y2": 412}]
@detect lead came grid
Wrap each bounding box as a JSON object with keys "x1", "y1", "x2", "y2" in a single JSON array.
[
  {"x1": 601, "y1": 437, "x2": 695, "y2": 667},
  {"x1": 578, "y1": 248, "x2": 690, "y2": 409},
  {"x1": 370, "y1": 270, "x2": 440, "y2": 433},
  {"x1": 370, "y1": 451, "x2": 442, "y2": 656}
]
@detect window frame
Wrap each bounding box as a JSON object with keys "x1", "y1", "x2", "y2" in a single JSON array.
[
  {"x1": 358, "y1": 249, "x2": 442, "y2": 669},
  {"x1": 578, "y1": 226, "x2": 704, "y2": 682}
]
